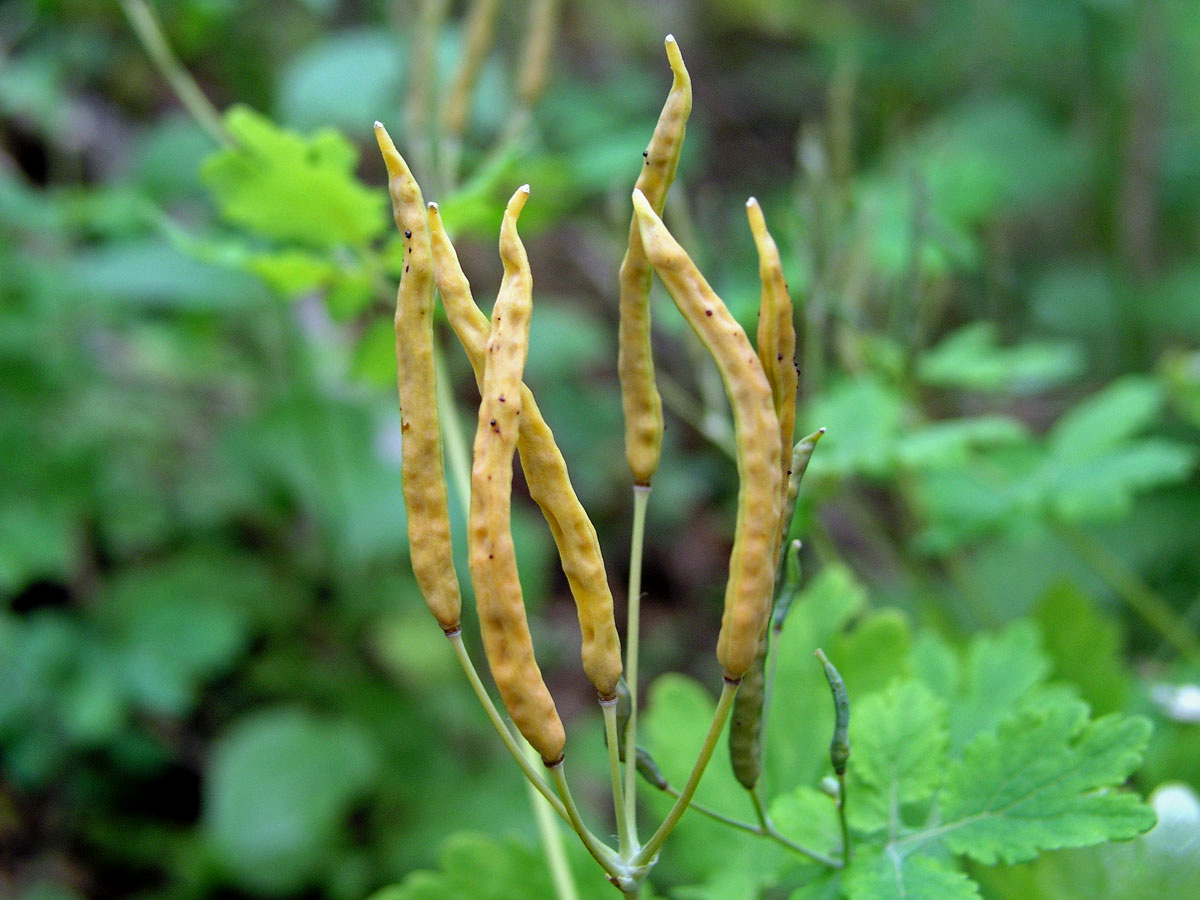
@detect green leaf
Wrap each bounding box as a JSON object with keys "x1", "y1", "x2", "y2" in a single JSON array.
[
  {"x1": 847, "y1": 680, "x2": 948, "y2": 834},
  {"x1": 1033, "y1": 581, "x2": 1128, "y2": 715},
  {"x1": 973, "y1": 782, "x2": 1200, "y2": 900},
  {"x1": 205, "y1": 707, "x2": 380, "y2": 894},
  {"x1": 938, "y1": 699, "x2": 1155, "y2": 864},
  {"x1": 918, "y1": 323, "x2": 1083, "y2": 393},
  {"x1": 946, "y1": 620, "x2": 1048, "y2": 754},
  {"x1": 805, "y1": 378, "x2": 906, "y2": 479},
  {"x1": 770, "y1": 785, "x2": 842, "y2": 856},
  {"x1": 366, "y1": 831, "x2": 613, "y2": 900},
  {"x1": 896, "y1": 417, "x2": 1028, "y2": 470},
  {"x1": 1048, "y1": 376, "x2": 1164, "y2": 459},
  {"x1": 202, "y1": 105, "x2": 385, "y2": 247},
  {"x1": 98, "y1": 551, "x2": 264, "y2": 716},
  {"x1": 276, "y1": 29, "x2": 405, "y2": 132},
  {"x1": 844, "y1": 849, "x2": 981, "y2": 900}
]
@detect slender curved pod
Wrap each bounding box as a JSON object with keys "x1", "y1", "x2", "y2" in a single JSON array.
[{"x1": 374, "y1": 122, "x2": 462, "y2": 633}]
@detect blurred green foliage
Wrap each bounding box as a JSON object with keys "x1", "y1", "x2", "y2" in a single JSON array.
[{"x1": 2, "y1": 0, "x2": 1199, "y2": 898}]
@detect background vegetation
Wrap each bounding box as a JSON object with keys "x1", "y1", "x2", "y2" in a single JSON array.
[{"x1": 2, "y1": 0, "x2": 1199, "y2": 898}]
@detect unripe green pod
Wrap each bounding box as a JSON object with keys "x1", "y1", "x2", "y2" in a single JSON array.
[
  {"x1": 728, "y1": 632, "x2": 768, "y2": 789},
  {"x1": 771, "y1": 539, "x2": 804, "y2": 633},
  {"x1": 374, "y1": 123, "x2": 462, "y2": 633},
  {"x1": 815, "y1": 648, "x2": 849, "y2": 775},
  {"x1": 618, "y1": 35, "x2": 691, "y2": 485},
  {"x1": 635, "y1": 746, "x2": 669, "y2": 791}
]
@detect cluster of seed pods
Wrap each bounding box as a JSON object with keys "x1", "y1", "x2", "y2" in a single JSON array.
[{"x1": 378, "y1": 35, "x2": 811, "y2": 775}]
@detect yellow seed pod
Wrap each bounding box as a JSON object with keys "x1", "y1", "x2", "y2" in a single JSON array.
[
  {"x1": 429, "y1": 203, "x2": 623, "y2": 698},
  {"x1": 374, "y1": 122, "x2": 461, "y2": 633},
  {"x1": 468, "y1": 185, "x2": 566, "y2": 763},
  {"x1": 746, "y1": 197, "x2": 798, "y2": 559},
  {"x1": 631, "y1": 189, "x2": 782, "y2": 681},
  {"x1": 442, "y1": 0, "x2": 502, "y2": 141},
  {"x1": 618, "y1": 34, "x2": 692, "y2": 485}
]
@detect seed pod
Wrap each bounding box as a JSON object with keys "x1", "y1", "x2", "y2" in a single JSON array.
[
  {"x1": 635, "y1": 746, "x2": 669, "y2": 790},
  {"x1": 442, "y1": 0, "x2": 502, "y2": 140},
  {"x1": 781, "y1": 428, "x2": 824, "y2": 543},
  {"x1": 428, "y1": 203, "x2": 622, "y2": 698},
  {"x1": 728, "y1": 633, "x2": 767, "y2": 789},
  {"x1": 746, "y1": 197, "x2": 797, "y2": 544},
  {"x1": 516, "y1": 0, "x2": 560, "y2": 109},
  {"x1": 771, "y1": 539, "x2": 803, "y2": 633},
  {"x1": 375, "y1": 123, "x2": 461, "y2": 633},
  {"x1": 618, "y1": 34, "x2": 691, "y2": 486},
  {"x1": 468, "y1": 185, "x2": 566, "y2": 764},
  {"x1": 815, "y1": 648, "x2": 850, "y2": 775},
  {"x1": 632, "y1": 189, "x2": 782, "y2": 681}
]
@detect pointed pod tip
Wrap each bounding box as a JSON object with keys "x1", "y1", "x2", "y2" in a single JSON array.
[
  {"x1": 665, "y1": 33, "x2": 675, "y2": 43},
  {"x1": 373, "y1": 120, "x2": 383, "y2": 130},
  {"x1": 428, "y1": 201, "x2": 438, "y2": 211},
  {"x1": 746, "y1": 196, "x2": 758, "y2": 208},
  {"x1": 519, "y1": 183, "x2": 531, "y2": 194}
]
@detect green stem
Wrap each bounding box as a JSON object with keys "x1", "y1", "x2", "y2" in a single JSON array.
[
  {"x1": 119, "y1": 0, "x2": 229, "y2": 146},
  {"x1": 634, "y1": 679, "x2": 739, "y2": 867},
  {"x1": 547, "y1": 762, "x2": 623, "y2": 877},
  {"x1": 602, "y1": 699, "x2": 631, "y2": 856},
  {"x1": 434, "y1": 345, "x2": 472, "y2": 520},
  {"x1": 435, "y1": 349, "x2": 583, "y2": 900},
  {"x1": 748, "y1": 786, "x2": 770, "y2": 832},
  {"x1": 622, "y1": 484, "x2": 651, "y2": 851},
  {"x1": 836, "y1": 771, "x2": 851, "y2": 864},
  {"x1": 446, "y1": 632, "x2": 569, "y2": 821},
  {"x1": 1056, "y1": 522, "x2": 1200, "y2": 664},
  {"x1": 661, "y1": 783, "x2": 842, "y2": 868},
  {"x1": 523, "y1": 739, "x2": 580, "y2": 900}
]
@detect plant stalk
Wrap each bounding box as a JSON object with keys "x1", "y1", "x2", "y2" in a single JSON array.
[
  {"x1": 120, "y1": 0, "x2": 229, "y2": 146},
  {"x1": 622, "y1": 484, "x2": 651, "y2": 851},
  {"x1": 634, "y1": 679, "x2": 739, "y2": 867}
]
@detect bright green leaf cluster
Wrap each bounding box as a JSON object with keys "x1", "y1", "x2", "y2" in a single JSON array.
[{"x1": 202, "y1": 105, "x2": 386, "y2": 247}]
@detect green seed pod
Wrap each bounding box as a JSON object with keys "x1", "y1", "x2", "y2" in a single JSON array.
[
  {"x1": 777, "y1": 428, "x2": 825, "y2": 557},
  {"x1": 771, "y1": 539, "x2": 803, "y2": 633},
  {"x1": 815, "y1": 648, "x2": 849, "y2": 775},
  {"x1": 635, "y1": 746, "x2": 669, "y2": 791},
  {"x1": 728, "y1": 632, "x2": 768, "y2": 790}
]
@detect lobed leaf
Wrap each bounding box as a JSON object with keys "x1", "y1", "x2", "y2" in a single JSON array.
[{"x1": 938, "y1": 699, "x2": 1155, "y2": 864}]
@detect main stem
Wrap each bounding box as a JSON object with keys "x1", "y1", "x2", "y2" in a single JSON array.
[
  {"x1": 622, "y1": 484, "x2": 651, "y2": 850},
  {"x1": 633, "y1": 679, "x2": 740, "y2": 867}
]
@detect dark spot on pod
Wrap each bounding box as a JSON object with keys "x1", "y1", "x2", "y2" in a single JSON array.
[
  {"x1": 705, "y1": 309, "x2": 713, "y2": 316},
  {"x1": 498, "y1": 395, "x2": 506, "y2": 402},
  {"x1": 408, "y1": 247, "x2": 412, "y2": 253},
  {"x1": 777, "y1": 353, "x2": 784, "y2": 361},
  {"x1": 643, "y1": 150, "x2": 648, "y2": 157},
  {"x1": 401, "y1": 422, "x2": 410, "y2": 432},
  {"x1": 488, "y1": 553, "x2": 494, "y2": 559},
  {"x1": 404, "y1": 229, "x2": 412, "y2": 238},
  {"x1": 405, "y1": 265, "x2": 409, "y2": 272},
  {"x1": 489, "y1": 419, "x2": 497, "y2": 426},
  {"x1": 787, "y1": 469, "x2": 793, "y2": 476}
]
